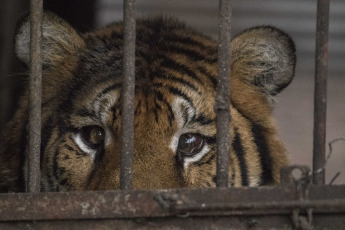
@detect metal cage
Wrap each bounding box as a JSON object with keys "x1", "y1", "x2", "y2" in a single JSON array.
[{"x1": 1, "y1": 0, "x2": 345, "y2": 229}]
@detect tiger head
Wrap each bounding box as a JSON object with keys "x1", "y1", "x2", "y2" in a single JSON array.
[{"x1": 0, "y1": 12, "x2": 296, "y2": 192}]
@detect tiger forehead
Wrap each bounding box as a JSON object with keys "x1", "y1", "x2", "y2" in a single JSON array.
[
  {"x1": 81, "y1": 17, "x2": 218, "y2": 88},
  {"x1": 69, "y1": 17, "x2": 220, "y2": 132},
  {"x1": 89, "y1": 84, "x2": 215, "y2": 126}
]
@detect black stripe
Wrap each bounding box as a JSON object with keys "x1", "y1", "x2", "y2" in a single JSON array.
[
  {"x1": 232, "y1": 128, "x2": 249, "y2": 186},
  {"x1": 230, "y1": 173, "x2": 235, "y2": 186},
  {"x1": 191, "y1": 114, "x2": 215, "y2": 125},
  {"x1": 41, "y1": 116, "x2": 54, "y2": 161},
  {"x1": 169, "y1": 44, "x2": 217, "y2": 63},
  {"x1": 195, "y1": 152, "x2": 216, "y2": 167},
  {"x1": 95, "y1": 83, "x2": 121, "y2": 100},
  {"x1": 154, "y1": 90, "x2": 175, "y2": 126},
  {"x1": 59, "y1": 178, "x2": 68, "y2": 186},
  {"x1": 205, "y1": 135, "x2": 216, "y2": 145},
  {"x1": 62, "y1": 82, "x2": 121, "y2": 132},
  {"x1": 161, "y1": 57, "x2": 202, "y2": 83},
  {"x1": 169, "y1": 34, "x2": 212, "y2": 51},
  {"x1": 155, "y1": 100, "x2": 162, "y2": 111},
  {"x1": 91, "y1": 71, "x2": 121, "y2": 86},
  {"x1": 165, "y1": 100, "x2": 175, "y2": 126},
  {"x1": 196, "y1": 66, "x2": 217, "y2": 89},
  {"x1": 42, "y1": 97, "x2": 55, "y2": 108},
  {"x1": 232, "y1": 107, "x2": 273, "y2": 185},
  {"x1": 154, "y1": 99, "x2": 162, "y2": 123},
  {"x1": 135, "y1": 100, "x2": 142, "y2": 116},
  {"x1": 56, "y1": 117, "x2": 80, "y2": 135},
  {"x1": 251, "y1": 123, "x2": 273, "y2": 185},
  {"x1": 53, "y1": 148, "x2": 60, "y2": 189},
  {"x1": 75, "y1": 108, "x2": 97, "y2": 119},
  {"x1": 58, "y1": 76, "x2": 84, "y2": 116},
  {"x1": 153, "y1": 108, "x2": 159, "y2": 123},
  {"x1": 111, "y1": 103, "x2": 119, "y2": 127},
  {"x1": 168, "y1": 86, "x2": 193, "y2": 106},
  {"x1": 17, "y1": 123, "x2": 28, "y2": 192},
  {"x1": 157, "y1": 71, "x2": 200, "y2": 93},
  {"x1": 153, "y1": 82, "x2": 163, "y2": 89},
  {"x1": 111, "y1": 29, "x2": 122, "y2": 40},
  {"x1": 57, "y1": 56, "x2": 120, "y2": 116}
]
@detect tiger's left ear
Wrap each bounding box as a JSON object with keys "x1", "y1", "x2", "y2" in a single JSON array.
[
  {"x1": 15, "y1": 12, "x2": 86, "y2": 68},
  {"x1": 231, "y1": 26, "x2": 296, "y2": 96}
]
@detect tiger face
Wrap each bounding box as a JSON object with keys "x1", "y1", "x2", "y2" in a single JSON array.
[{"x1": 0, "y1": 12, "x2": 296, "y2": 192}]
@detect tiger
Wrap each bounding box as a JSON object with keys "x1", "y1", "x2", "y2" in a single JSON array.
[{"x1": 0, "y1": 12, "x2": 296, "y2": 192}]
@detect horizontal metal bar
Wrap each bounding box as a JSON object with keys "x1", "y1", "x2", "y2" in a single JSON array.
[
  {"x1": 1, "y1": 215, "x2": 345, "y2": 230},
  {"x1": 173, "y1": 199, "x2": 345, "y2": 213},
  {"x1": 0, "y1": 185, "x2": 344, "y2": 221}
]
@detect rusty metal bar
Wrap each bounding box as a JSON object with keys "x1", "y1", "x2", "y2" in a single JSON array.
[
  {"x1": 26, "y1": 0, "x2": 43, "y2": 193},
  {"x1": 313, "y1": 0, "x2": 330, "y2": 185},
  {"x1": 120, "y1": 0, "x2": 136, "y2": 190},
  {"x1": 215, "y1": 0, "x2": 232, "y2": 187},
  {"x1": 0, "y1": 185, "x2": 345, "y2": 221},
  {"x1": 2, "y1": 215, "x2": 345, "y2": 230},
  {"x1": 173, "y1": 199, "x2": 345, "y2": 213}
]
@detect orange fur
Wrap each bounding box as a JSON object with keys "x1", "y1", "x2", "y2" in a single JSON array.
[{"x1": 0, "y1": 13, "x2": 295, "y2": 192}]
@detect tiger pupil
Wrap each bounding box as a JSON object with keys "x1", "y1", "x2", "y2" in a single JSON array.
[
  {"x1": 177, "y1": 134, "x2": 204, "y2": 157},
  {"x1": 89, "y1": 127, "x2": 105, "y2": 145},
  {"x1": 81, "y1": 126, "x2": 105, "y2": 147},
  {"x1": 179, "y1": 135, "x2": 193, "y2": 150}
]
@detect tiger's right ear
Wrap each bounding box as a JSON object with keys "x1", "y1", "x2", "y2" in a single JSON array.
[{"x1": 15, "y1": 12, "x2": 85, "y2": 67}]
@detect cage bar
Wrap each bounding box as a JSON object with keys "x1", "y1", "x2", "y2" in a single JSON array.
[
  {"x1": 0, "y1": 184, "x2": 345, "y2": 221},
  {"x1": 313, "y1": 0, "x2": 330, "y2": 185},
  {"x1": 215, "y1": 0, "x2": 232, "y2": 187},
  {"x1": 120, "y1": 0, "x2": 136, "y2": 190},
  {"x1": 0, "y1": 184, "x2": 344, "y2": 221},
  {"x1": 26, "y1": 0, "x2": 43, "y2": 193}
]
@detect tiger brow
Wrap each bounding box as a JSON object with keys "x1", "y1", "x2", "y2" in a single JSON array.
[
  {"x1": 75, "y1": 108, "x2": 97, "y2": 119},
  {"x1": 161, "y1": 56, "x2": 202, "y2": 83},
  {"x1": 179, "y1": 103, "x2": 190, "y2": 127},
  {"x1": 190, "y1": 113, "x2": 215, "y2": 126},
  {"x1": 154, "y1": 89, "x2": 175, "y2": 125},
  {"x1": 93, "y1": 83, "x2": 121, "y2": 106},
  {"x1": 168, "y1": 86, "x2": 194, "y2": 107},
  {"x1": 157, "y1": 70, "x2": 200, "y2": 94}
]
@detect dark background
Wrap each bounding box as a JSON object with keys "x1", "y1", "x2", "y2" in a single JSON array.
[{"x1": 0, "y1": 0, "x2": 96, "y2": 131}]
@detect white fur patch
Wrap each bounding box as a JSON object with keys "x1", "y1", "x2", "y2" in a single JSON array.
[
  {"x1": 169, "y1": 98, "x2": 195, "y2": 153},
  {"x1": 93, "y1": 90, "x2": 119, "y2": 125},
  {"x1": 171, "y1": 97, "x2": 196, "y2": 129},
  {"x1": 182, "y1": 145, "x2": 210, "y2": 169},
  {"x1": 93, "y1": 90, "x2": 119, "y2": 147},
  {"x1": 15, "y1": 20, "x2": 30, "y2": 64},
  {"x1": 74, "y1": 134, "x2": 97, "y2": 160},
  {"x1": 169, "y1": 98, "x2": 208, "y2": 169}
]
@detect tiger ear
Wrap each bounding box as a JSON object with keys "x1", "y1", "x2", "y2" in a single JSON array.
[
  {"x1": 231, "y1": 26, "x2": 296, "y2": 95},
  {"x1": 15, "y1": 12, "x2": 85, "y2": 67}
]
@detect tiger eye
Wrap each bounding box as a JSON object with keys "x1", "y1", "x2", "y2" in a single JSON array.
[
  {"x1": 89, "y1": 127, "x2": 105, "y2": 145},
  {"x1": 177, "y1": 133, "x2": 204, "y2": 157},
  {"x1": 80, "y1": 126, "x2": 105, "y2": 148}
]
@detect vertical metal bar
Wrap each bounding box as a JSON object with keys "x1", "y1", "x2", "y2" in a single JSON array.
[
  {"x1": 313, "y1": 0, "x2": 330, "y2": 185},
  {"x1": 215, "y1": 0, "x2": 232, "y2": 188},
  {"x1": 27, "y1": 0, "x2": 43, "y2": 193},
  {"x1": 120, "y1": 0, "x2": 136, "y2": 190}
]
